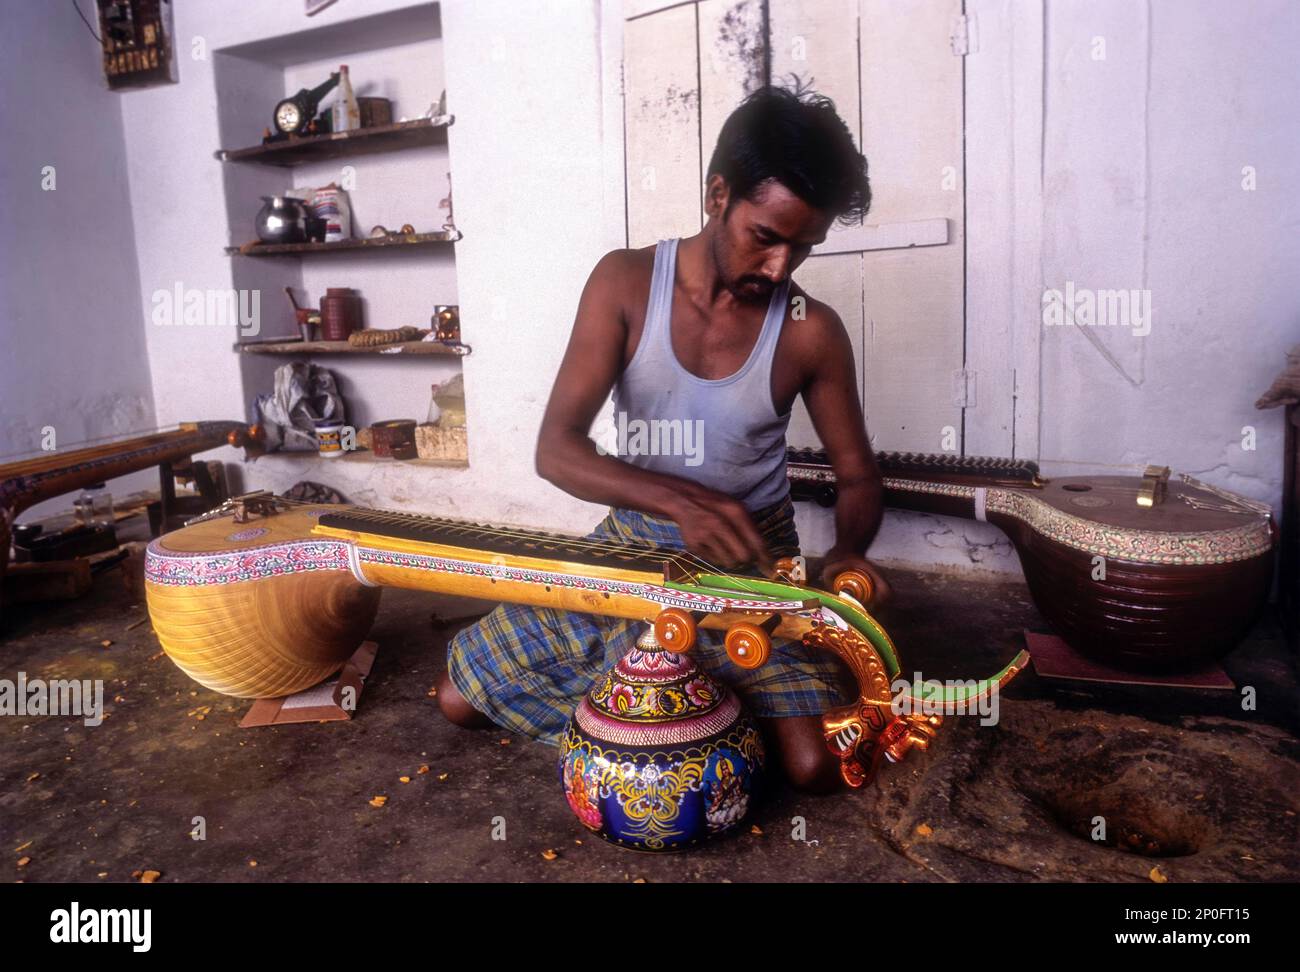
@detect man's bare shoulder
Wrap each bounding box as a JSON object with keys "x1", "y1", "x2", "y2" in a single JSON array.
[
  {"x1": 589, "y1": 245, "x2": 655, "y2": 285},
  {"x1": 582, "y1": 248, "x2": 655, "y2": 329},
  {"x1": 786, "y1": 280, "x2": 850, "y2": 340}
]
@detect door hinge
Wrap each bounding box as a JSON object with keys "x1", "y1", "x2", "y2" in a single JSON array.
[
  {"x1": 950, "y1": 14, "x2": 978, "y2": 56},
  {"x1": 952, "y1": 368, "x2": 977, "y2": 408}
]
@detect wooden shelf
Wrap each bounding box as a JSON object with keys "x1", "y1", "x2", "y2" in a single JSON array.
[
  {"x1": 236, "y1": 339, "x2": 467, "y2": 357},
  {"x1": 217, "y1": 117, "x2": 452, "y2": 167},
  {"x1": 226, "y1": 230, "x2": 460, "y2": 257},
  {"x1": 255, "y1": 449, "x2": 468, "y2": 470}
]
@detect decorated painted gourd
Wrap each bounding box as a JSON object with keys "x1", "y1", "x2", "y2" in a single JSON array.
[{"x1": 559, "y1": 629, "x2": 765, "y2": 851}]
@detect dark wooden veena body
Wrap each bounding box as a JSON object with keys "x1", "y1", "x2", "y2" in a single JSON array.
[{"x1": 786, "y1": 448, "x2": 1275, "y2": 672}]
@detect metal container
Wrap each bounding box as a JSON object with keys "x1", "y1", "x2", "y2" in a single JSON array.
[
  {"x1": 370, "y1": 419, "x2": 417, "y2": 460},
  {"x1": 319, "y1": 287, "x2": 362, "y2": 340},
  {"x1": 255, "y1": 195, "x2": 313, "y2": 244}
]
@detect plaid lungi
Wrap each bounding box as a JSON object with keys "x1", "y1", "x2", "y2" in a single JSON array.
[{"x1": 446, "y1": 495, "x2": 854, "y2": 745}]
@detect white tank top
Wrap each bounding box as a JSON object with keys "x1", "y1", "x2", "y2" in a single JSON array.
[{"x1": 611, "y1": 238, "x2": 793, "y2": 512}]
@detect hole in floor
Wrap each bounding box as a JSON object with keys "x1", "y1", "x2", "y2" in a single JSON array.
[{"x1": 1038, "y1": 785, "x2": 1208, "y2": 858}]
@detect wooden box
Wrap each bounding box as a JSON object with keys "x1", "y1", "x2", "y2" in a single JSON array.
[{"x1": 415, "y1": 423, "x2": 468, "y2": 462}]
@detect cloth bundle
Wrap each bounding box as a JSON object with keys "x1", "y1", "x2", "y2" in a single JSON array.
[{"x1": 254, "y1": 362, "x2": 346, "y2": 452}]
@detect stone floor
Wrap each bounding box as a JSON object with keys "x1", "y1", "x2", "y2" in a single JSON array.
[{"x1": 2, "y1": 549, "x2": 1297, "y2": 883}]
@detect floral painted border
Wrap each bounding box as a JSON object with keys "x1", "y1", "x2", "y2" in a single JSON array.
[
  {"x1": 145, "y1": 539, "x2": 352, "y2": 586},
  {"x1": 575, "y1": 694, "x2": 742, "y2": 748},
  {"x1": 561, "y1": 720, "x2": 762, "y2": 768},
  {"x1": 145, "y1": 539, "x2": 819, "y2": 613}
]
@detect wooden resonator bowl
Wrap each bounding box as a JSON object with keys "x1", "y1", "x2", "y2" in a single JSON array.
[{"x1": 144, "y1": 507, "x2": 381, "y2": 698}]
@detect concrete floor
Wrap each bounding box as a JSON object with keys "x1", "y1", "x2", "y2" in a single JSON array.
[{"x1": 3, "y1": 545, "x2": 1298, "y2": 883}]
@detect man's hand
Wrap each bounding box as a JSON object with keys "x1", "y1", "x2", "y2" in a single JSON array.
[
  {"x1": 665, "y1": 481, "x2": 773, "y2": 574},
  {"x1": 820, "y1": 549, "x2": 892, "y2": 609}
]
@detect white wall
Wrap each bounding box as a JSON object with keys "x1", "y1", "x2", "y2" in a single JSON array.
[
  {"x1": 9, "y1": 0, "x2": 1295, "y2": 578},
  {"x1": 106, "y1": 0, "x2": 626, "y2": 526},
  {"x1": 278, "y1": 37, "x2": 460, "y2": 430},
  {"x1": 119, "y1": 1, "x2": 442, "y2": 439},
  {"x1": 247, "y1": 0, "x2": 628, "y2": 521},
  {"x1": 0, "y1": 0, "x2": 161, "y2": 520},
  {"x1": 103, "y1": 0, "x2": 623, "y2": 528}
]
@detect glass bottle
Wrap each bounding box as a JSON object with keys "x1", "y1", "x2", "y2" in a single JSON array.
[
  {"x1": 74, "y1": 483, "x2": 114, "y2": 528},
  {"x1": 333, "y1": 64, "x2": 360, "y2": 132},
  {"x1": 426, "y1": 383, "x2": 442, "y2": 425}
]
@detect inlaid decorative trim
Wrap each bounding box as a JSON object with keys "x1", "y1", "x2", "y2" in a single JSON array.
[
  {"x1": 225, "y1": 527, "x2": 269, "y2": 542},
  {"x1": 353, "y1": 547, "x2": 810, "y2": 612},
  {"x1": 984, "y1": 489, "x2": 1272, "y2": 565},
  {"x1": 786, "y1": 465, "x2": 836, "y2": 483},
  {"x1": 881, "y1": 479, "x2": 1272, "y2": 565},
  {"x1": 882, "y1": 477, "x2": 977, "y2": 500}
]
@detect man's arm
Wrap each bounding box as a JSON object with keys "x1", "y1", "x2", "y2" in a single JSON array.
[
  {"x1": 534, "y1": 251, "x2": 772, "y2": 571},
  {"x1": 798, "y1": 304, "x2": 890, "y2": 597}
]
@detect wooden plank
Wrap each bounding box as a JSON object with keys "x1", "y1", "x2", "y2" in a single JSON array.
[
  {"x1": 859, "y1": 0, "x2": 963, "y2": 226},
  {"x1": 859, "y1": 0, "x2": 965, "y2": 453},
  {"x1": 770, "y1": 0, "x2": 864, "y2": 450},
  {"x1": 255, "y1": 450, "x2": 468, "y2": 469},
  {"x1": 235, "y1": 340, "x2": 465, "y2": 357},
  {"x1": 698, "y1": 0, "x2": 766, "y2": 194},
  {"x1": 813, "y1": 217, "x2": 949, "y2": 255},
  {"x1": 217, "y1": 118, "x2": 451, "y2": 167},
  {"x1": 965, "y1": 0, "x2": 1044, "y2": 458},
  {"x1": 226, "y1": 231, "x2": 460, "y2": 257},
  {"x1": 770, "y1": 0, "x2": 860, "y2": 111},
  {"x1": 625, "y1": 0, "x2": 694, "y2": 19},
  {"x1": 624, "y1": 4, "x2": 703, "y2": 247},
  {"x1": 862, "y1": 246, "x2": 964, "y2": 452},
  {"x1": 1008, "y1": 2, "x2": 1045, "y2": 462}
]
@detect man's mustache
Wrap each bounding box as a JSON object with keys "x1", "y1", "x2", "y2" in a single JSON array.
[{"x1": 735, "y1": 276, "x2": 778, "y2": 299}]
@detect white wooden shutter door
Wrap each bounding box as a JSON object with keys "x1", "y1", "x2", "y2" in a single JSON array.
[{"x1": 623, "y1": 0, "x2": 968, "y2": 455}]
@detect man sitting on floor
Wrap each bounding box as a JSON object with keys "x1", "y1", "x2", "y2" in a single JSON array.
[{"x1": 436, "y1": 86, "x2": 888, "y2": 793}]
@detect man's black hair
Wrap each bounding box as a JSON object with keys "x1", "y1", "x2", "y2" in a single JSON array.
[{"x1": 706, "y1": 85, "x2": 870, "y2": 226}]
